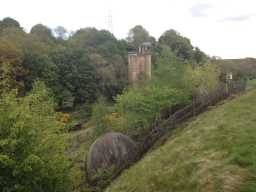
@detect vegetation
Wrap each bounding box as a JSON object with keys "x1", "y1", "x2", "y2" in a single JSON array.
[
  {"x1": 106, "y1": 89, "x2": 256, "y2": 192},
  {"x1": 126, "y1": 25, "x2": 155, "y2": 49},
  {"x1": 212, "y1": 58, "x2": 256, "y2": 80},
  {"x1": 91, "y1": 45, "x2": 219, "y2": 143},
  {"x1": 0, "y1": 82, "x2": 72, "y2": 192},
  {"x1": 113, "y1": 85, "x2": 188, "y2": 138},
  {"x1": 0, "y1": 16, "x2": 255, "y2": 192},
  {"x1": 0, "y1": 17, "x2": 128, "y2": 113}
]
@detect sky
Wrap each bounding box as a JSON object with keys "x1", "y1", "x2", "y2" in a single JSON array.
[{"x1": 0, "y1": 0, "x2": 256, "y2": 59}]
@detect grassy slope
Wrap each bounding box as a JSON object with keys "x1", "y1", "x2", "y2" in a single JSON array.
[{"x1": 106, "y1": 89, "x2": 256, "y2": 192}]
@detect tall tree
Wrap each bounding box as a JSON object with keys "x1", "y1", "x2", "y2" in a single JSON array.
[
  {"x1": 30, "y1": 24, "x2": 55, "y2": 45},
  {"x1": 127, "y1": 25, "x2": 155, "y2": 48},
  {"x1": 69, "y1": 28, "x2": 128, "y2": 100},
  {"x1": 159, "y1": 29, "x2": 194, "y2": 61},
  {"x1": 50, "y1": 48, "x2": 98, "y2": 108},
  {"x1": 193, "y1": 47, "x2": 207, "y2": 65},
  {"x1": 0, "y1": 17, "x2": 21, "y2": 34}
]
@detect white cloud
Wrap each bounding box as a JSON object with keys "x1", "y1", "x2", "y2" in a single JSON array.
[
  {"x1": 0, "y1": 0, "x2": 256, "y2": 59},
  {"x1": 190, "y1": 3, "x2": 212, "y2": 17},
  {"x1": 219, "y1": 14, "x2": 256, "y2": 22}
]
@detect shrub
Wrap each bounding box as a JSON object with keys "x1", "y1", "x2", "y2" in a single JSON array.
[
  {"x1": 113, "y1": 85, "x2": 189, "y2": 138},
  {"x1": 183, "y1": 63, "x2": 220, "y2": 96},
  {"x1": 0, "y1": 82, "x2": 72, "y2": 192},
  {"x1": 90, "y1": 97, "x2": 114, "y2": 138}
]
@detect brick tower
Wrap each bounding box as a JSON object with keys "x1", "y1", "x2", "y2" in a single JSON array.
[{"x1": 128, "y1": 42, "x2": 152, "y2": 83}]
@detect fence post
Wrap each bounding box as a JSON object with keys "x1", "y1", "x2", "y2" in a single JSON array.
[{"x1": 192, "y1": 96, "x2": 196, "y2": 117}]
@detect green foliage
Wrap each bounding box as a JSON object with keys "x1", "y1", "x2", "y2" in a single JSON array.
[
  {"x1": 0, "y1": 82, "x2": 72, "y2": 192},
  {"x1": 90, "y1": 166, "x2": 116, "y2": 192},
  {"x1": 0, "y1": 17, "x2": 227, "y2": 191},
  {"x1": 0, "y1": 38, "x2": 25, "y2": 95},
  {"x1": 0, "y1": 17, "x2": 21, "y2": 34},
  {"x1": 247, "y1": 79, "x2": 256, "y2": 90},
  {"x1": 30, "y1": 24, "x2": 55, "y2": 45},
  {"x1": 69, "y1": 28, "x2": 128, "y2": 101},
  {"x1": 96, "y1": 54, "x2": 128, "y2": 100},
  {"x1": 90, "y1": 44, "x2": 212, "y2": 140},
  {"x1": 193, "y1": 47, "x2": 207, "y2": 65},
  {"x1": 114, "y1": 85, "x2": 189, "y2": 138},
  {"x1": 159, "y1": 29, "x2": 194, "y2": 61},
  {"x1": 152, "y1": 45, "x2": 187, "y2": 89},
  {"x1": 90, "y1": 98, "x2": 113, "y2": 138},
  {"x1": 90, "y1": 45, "x2": 219, "y2": 141},
  {"x1": 50, "y1": 47, "x2": 98, "y2": 108},
  {"x1": 183, "y1": 63, "x2": 220, "y2": 95},
  {"x1": 212, "y1": 58, "x2": 256, "y2": 80},
  {"x1": 0, "y1": 17, "x2": 129, "y2": 115},
  {"x1": 69, "y1": 28, "x2": 115, "y2": 50},
  {"x1": 126, "y1": 25, "x2": 155, "y2": 48},
  {"x1": 22, "y1": 52, "x2": 57, "y2": 91}
]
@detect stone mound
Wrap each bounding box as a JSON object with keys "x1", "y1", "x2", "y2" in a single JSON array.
[{"x1": 87, "y1": 132, "x2": 138, "y2": 181}]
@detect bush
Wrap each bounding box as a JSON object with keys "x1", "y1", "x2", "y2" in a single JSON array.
[
  {"x1": 113, "y1": 85, "x2": 189, "y2": 138},
  {"x1": 183, "y1": 63, "x2": 220, "y2": 96},
  {"x1": 90, "y1": 97, "x2": 114, "y2": 138},
  {"x1": 0, "y1": 82, "x2": 72, "y2": 192}
]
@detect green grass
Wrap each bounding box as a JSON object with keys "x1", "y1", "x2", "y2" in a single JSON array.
[
  {"x1": 247, "y1": 79, "x2": 256, "y2": 90},
  {"x1": 106, "y1": 90, "x2": 256, "y2": 192}
]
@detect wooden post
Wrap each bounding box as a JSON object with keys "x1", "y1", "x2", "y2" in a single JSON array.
[{"x1": 192, "y1": 96, "x2": 195, "y2": 117}]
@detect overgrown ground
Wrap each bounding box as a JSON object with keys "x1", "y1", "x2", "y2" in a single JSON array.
[
  {"x1": 68, "y1": 123, "x2": 95, "y2": 192},
  {"x1": 105, "y1": 88, "x2": 256, "y2": 192}
]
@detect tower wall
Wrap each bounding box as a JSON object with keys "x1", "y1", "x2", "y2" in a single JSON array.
[{"x1": 128, "y1": 52, "x2": 151, "y2": 83}]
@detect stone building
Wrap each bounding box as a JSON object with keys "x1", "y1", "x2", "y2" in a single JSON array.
[{"x1": 128, "y1": 42, "x2": 152, "y2": 82}]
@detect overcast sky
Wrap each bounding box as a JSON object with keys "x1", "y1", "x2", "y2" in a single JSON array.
[{"x1": 1, "y1": 0, "x2": 256, "y2": 59}]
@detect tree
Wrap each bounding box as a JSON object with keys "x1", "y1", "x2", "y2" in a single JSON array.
[
  {"x1": 183, "y1": 63, "x2": 220, "y2": 97},
  {"x1": 0, "y1": 17, "x2": 21, "y2": 34},
  {"x1": 22, "y1": 52, "x2": 57, "y2": 92},
  {"x1": 159, "y1": 29, "x2": 194, "y2": 61},
  {"x1": 30, "y1": 24, "x2": 55, "y2": 44},
  {"x1": 69, "y1": 28, "x2": 128, "y2": 101},
  {"x1": 193, "y1": 47, "x2": 207, "y2": 65},
  {"x1": 0, "y1": 82, "x2": 72, "y2": 192},
  {"x1": 50, "y1": 48, "x2": 98, "y2": 108},
  {"x1": 96, "y1": 54, "x2": 128, "y2": 100},
  {"x1": 0, "y1": 38, "x2": 25, "y2": 95},
  {"x1": 126, "y1": 25, "x2": 155, "y2": 48},
  {"x1": 69, "y1": 28, "x2": 116, "y2": 50},
  {"x1": 153, "y1": 45, "x2": 186, "y2": 89}
]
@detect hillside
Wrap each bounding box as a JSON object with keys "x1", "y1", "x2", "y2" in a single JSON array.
[
  {"x1": 212, "y1": 58, "x2": 256, "y2": 80},
  {"x1": 106, "y1": 89, "x2": 256, "y2": 192}
]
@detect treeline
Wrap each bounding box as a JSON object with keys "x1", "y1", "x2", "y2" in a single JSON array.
[
  {"x1": 0, "y1": 18, "x2": 208, "y2": 113},
  {"x1": 0, "y1": 18, "x2": 128, "y2": 113},
  {"x1": 212, "y1": 58, "x2": 256, "y2": 80}
]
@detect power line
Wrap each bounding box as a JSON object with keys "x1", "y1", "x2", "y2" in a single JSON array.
[{"x1": 107, "y1": 9, "x2": 113, "y2": 33}]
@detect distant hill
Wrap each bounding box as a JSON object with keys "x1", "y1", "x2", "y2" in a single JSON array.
[
  {"x1": 212, "y1": 58, "x2": 256, "y2": 80},
  {"x1": 106, "y1": 88, "x2": 256, "y2": 192}
]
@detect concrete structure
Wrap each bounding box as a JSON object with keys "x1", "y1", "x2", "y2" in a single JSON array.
[{"x1": 128, "y1": 42, "x2": 152, "y2": 82}]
